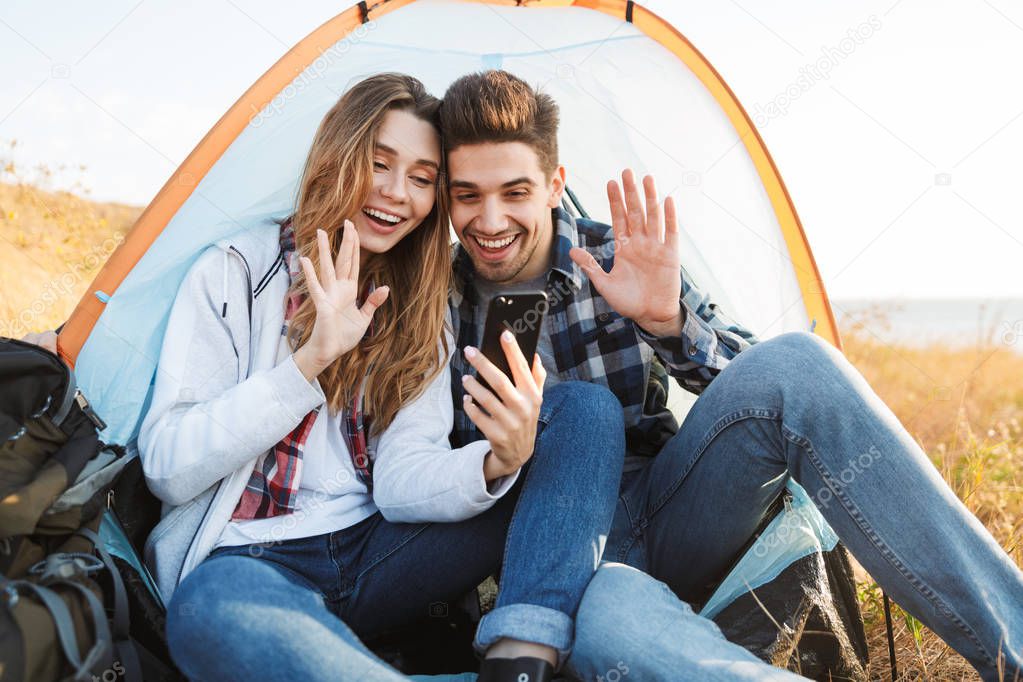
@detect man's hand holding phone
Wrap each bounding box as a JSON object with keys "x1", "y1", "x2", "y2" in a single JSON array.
[{"x1": 462, "y1": 330, "x2": 546, "y2": 482}]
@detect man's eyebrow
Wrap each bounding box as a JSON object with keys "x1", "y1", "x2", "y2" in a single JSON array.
[
  {"x1": 500, "y1": 177, "x2": 536, "y2": 189},
  {"x1": 449, "y1": 177, "x2": 536, "y2": 190},
  {"x1": 375, "y1": 143, "x2": 439, "y2": 170}
]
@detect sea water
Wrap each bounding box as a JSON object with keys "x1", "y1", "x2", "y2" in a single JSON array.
[{"x1": 831, "y1": 298, "x2": 1023, "y2": 354}]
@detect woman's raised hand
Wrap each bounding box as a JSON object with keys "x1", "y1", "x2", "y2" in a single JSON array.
[{"x1": 293, "y1": 222, "x2": 389, "y2": 381}]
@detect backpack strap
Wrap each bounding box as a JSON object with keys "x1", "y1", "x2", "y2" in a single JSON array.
[
  {"x1": 57, "y1": 580, "x2": 116, "y2": 680},
  {"x1": 1, "y1": 577, "x2": 113, "y2": 680},
  {"x1": 76, "y1": 527, "x2": 143, "y2": 682}
]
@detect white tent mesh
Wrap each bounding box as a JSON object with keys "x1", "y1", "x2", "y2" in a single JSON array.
[{"x1": 78, "y1": 0, "x2": 812, "y2": 441}]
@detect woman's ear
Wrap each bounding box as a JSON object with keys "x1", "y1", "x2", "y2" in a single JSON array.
[{"x1": 546, "y1": 166, "x2": 567, "y2": 209}]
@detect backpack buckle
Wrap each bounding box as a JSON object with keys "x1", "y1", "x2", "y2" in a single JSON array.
[
  {"x1": 29, "y1": 552, "x2": 104, "y2": 584},
  {"x1": 1, "y1": 583, "x2": 19, "y2": 608}
]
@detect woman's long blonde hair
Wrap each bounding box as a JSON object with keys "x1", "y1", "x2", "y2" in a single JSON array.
[{"x1": 287, "y1": 73, "x2": 450, "y2": 434}]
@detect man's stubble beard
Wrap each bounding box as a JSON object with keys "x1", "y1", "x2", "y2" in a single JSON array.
[{"x1": 471, "y1": 231, "x2": 540, "y2": 285}]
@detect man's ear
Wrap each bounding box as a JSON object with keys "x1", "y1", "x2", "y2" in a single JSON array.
[{"x1": 546, "y1": 166, "x2": 567, "y2": 209}]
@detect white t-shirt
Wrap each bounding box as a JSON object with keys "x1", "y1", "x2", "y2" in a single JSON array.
[{"x1": 213, "y1": 404, "x2": 377, "y2": 549}]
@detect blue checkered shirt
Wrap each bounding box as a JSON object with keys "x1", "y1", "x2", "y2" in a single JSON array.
[{"x1": 448, "y1": 207, "x2": 760, "y2": 457}]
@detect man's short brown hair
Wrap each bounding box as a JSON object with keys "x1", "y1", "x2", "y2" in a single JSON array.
[{"x1": 440, "y1": 70, "x2": 560, "y2": 175}]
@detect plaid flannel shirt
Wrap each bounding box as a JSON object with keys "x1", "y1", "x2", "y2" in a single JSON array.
[
  {"x1": 233, "y1": 219, "x2": 373, "y2": 521},
  {"x1": 448, "y1": 206, "x2": 760, "y2": 457}
]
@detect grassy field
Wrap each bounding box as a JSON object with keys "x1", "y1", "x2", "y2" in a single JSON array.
[
  {"x1": 0, "y1": 156, "x2": 139, "y2": 338},
  {"x1": 840, "y1": 313, "x2": 1022, "y2": 681},
  {"x1": 1, "y1": 165, "x2": 1019, "y2": 680}
]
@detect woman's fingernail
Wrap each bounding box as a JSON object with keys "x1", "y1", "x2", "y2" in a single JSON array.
[
  {"x1": 461, "y1": 374, "x2": 471, "y2": 384},
  {"x1": 501, "y1": 330, "x2": 514, "y2": 342},
  {"x1": 464, "y1": 346, "x2": 477, "y2": 359}
]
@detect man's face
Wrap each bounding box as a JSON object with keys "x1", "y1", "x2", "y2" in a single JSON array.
[{"x1": 447, "y1": 142, "x2": 565, "y2": 284}]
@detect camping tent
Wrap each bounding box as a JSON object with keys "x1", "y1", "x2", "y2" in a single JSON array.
[{"x1": 54, "y1": 0, "x2": 846, "y2": 643}]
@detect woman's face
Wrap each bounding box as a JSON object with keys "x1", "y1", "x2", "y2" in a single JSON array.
[{"x1": 354, "y1": 108, "x2": 441, "y2": 257}]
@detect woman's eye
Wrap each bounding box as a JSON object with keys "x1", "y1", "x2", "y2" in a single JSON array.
[
  {"x1": 373, "y1": 161, "x2": 388, "y2": 171},
  {"x1": 456, "y1": 194, "x2": 477, "y2": 202},
  {"x1": 411, "y1": 176, "x2": 433, "y2": 187}
]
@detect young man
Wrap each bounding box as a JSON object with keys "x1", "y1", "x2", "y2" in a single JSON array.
[{"x1": 439, "y1": 70, "x2": 1023, "y2": 681}]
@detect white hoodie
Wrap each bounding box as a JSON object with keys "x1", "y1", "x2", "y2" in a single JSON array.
[{"x1": 139, "y1": 222, "x2": 518, "y2": 602}]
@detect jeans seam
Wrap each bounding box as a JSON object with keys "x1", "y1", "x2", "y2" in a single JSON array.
[
  {"x1": 345, "y1": 523, "x2": 432, "y2": 598},
  {"x1": 615, "y1": 491, "x2": 640, "y2": 563},
  {"x1": 327, "y1": 534, "x2": 344, "y2": 600},
  {"x1": 536, "y1": 381, "x2": 572, "y2": 426},
  {"x1": 495, "y1": 445, "x2": 541, "y2": 594},
  {"x1": 207, "y1": 552, "x2": 325, "y2": 605},
  {"x1": 783, "y1": 424, "x2": 997, "y2": 668},
  {"x1": 504, "y1": 384, "x2": 573, "y2": 572},
  {"x1": 644, "y1": 408, "x2": 782, "y2": 523},
  {"x1": 493, "y1": 384, "x2": 572, "y2": 600}
]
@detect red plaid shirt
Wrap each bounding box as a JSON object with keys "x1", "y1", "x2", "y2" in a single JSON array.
[{"x1": 232, "y1": 220, "x2": 373, "y2": 520}]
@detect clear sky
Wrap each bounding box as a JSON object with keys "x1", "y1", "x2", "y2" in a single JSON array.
[{"x1": 2, "y1": 0, "x2": 1022, "y2": 300}]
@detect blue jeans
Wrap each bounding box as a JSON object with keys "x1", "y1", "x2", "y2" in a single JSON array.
[
  {"x1": 165, "y1": 381, "x2": 624, "y2": 681},
  {"x1": 567, "y1": 562, "x2": 808, "y2": 681},
  {"x1": 591, "y1": 331, "x2": 1022, "y2": 681}
]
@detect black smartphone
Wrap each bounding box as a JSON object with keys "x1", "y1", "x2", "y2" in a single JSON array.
[{"x1": 477, "y1": 291, "x2": 548, "y2": 394}]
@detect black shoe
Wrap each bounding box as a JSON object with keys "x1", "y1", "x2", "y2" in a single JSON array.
[{"x1": 477, "y1": 656, "x2": 555, "y2": 682}]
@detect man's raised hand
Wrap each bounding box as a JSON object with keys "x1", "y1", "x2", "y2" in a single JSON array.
[{"x1": 568, "y1": 169, "x2": 684, "y2": 338}]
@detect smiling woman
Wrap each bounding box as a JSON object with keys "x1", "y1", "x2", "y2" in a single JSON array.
[
  {"x1": 38, "y1": 1, "x2": 858, "y2": 678},
  {"x1": 125, "y1": 69, "x2": 630, "y2": 682},
  {"x1": 354, "y1": 111, "x2": 441, "y2": 260},
  {"x1": 283, "y1": 75, "x2": 450, "y2": 431}
]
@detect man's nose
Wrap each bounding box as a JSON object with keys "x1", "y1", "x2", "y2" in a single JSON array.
[{"x1": 477, "y1": 197, "x2": 508, "y2": 233}]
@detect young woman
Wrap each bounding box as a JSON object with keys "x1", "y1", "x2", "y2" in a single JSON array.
[{"x1": 138, "y1": 74, "x2": 625, "y2": 682}]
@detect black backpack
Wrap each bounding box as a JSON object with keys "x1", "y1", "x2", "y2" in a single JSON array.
[{"x1": 0, "y1": 337, "x2": 179, "y2": 682}]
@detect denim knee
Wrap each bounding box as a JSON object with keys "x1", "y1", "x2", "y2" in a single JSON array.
[
  {"x1": 166, "y1": 559, "x2": 236, "y2": 654},
  {"x1": 573, "y1": 563, "x2": 719, "y2": 661},
  {"x1": 538, "y1": 381, "x2": 625, "y2": 469},
  {"x1": 742, "y1": 331, "x2": 839, "y2": 372},
  {"x1": 541, "y1": 381, "x2": 623, "y2": 427},
  {"x1": 723, "y1": 331, "x2": 851, "y2": 402},
  {"x1": 577, "y1": 562, "x2": 697, "y2": 630}
]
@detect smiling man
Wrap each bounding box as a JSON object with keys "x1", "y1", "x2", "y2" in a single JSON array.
[{"x1": 439, "y1": 70, "x2": 1023, "y2": 682}]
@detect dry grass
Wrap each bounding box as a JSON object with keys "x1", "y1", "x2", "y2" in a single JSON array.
[
  {"x1": 840, "y1": 306, "x2": 1022, "y2": 681},
  {"x1": 0, "y1": 144, "x2": 140, "y2": 338},
  {"x1": 0, "y1": 150, "x2": 1019, "y2": 680}
]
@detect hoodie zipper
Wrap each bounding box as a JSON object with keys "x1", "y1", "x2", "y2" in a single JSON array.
[{"x1": 227, "y1": 245, "x2": 255, "y2": 377}]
